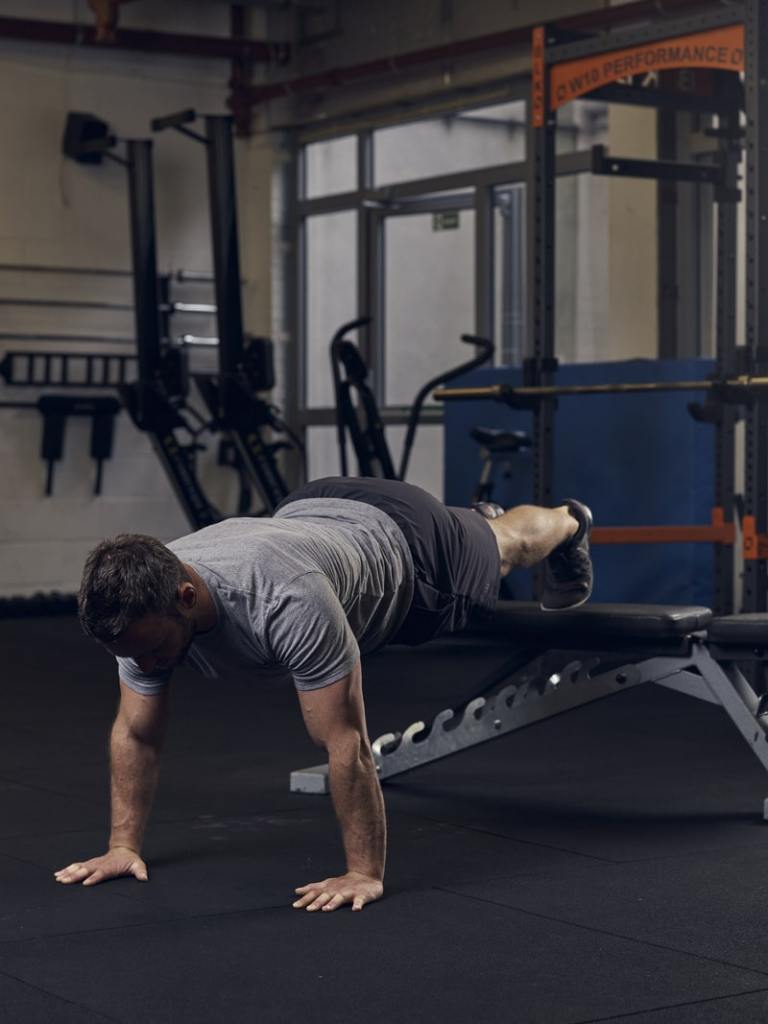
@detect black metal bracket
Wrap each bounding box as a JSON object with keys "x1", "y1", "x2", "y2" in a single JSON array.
[
  {"x1": 588, "y1": 81, "x2": 743, "y2": 116},
  {"x1": 37, "y1": 394, "x2": 121, "y2": 496},
  {"x1": 119, "y1": 380, "x2": 220, "y2": 527},
  {"x1": 151, "y1": 108, "x2": 208, "y2": 145},
  {"x1": 153, "y1": 109, "x2": 294, "y2": 511},
  {"x1": 522, "y1": 355, "x2": 559, "y2": 387},
  {"x1": 591, "y1": 144, "x2": 723, "y2": 185},
  {"x1": 0, "y1": 350, "x2": 136, "y2": 388}
]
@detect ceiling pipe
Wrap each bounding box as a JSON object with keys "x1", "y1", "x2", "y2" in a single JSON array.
[
  {"x1": 242, "y1": 0, "x2": 721, "y2": 105},
  {"x1": 0, "y1": 14, "x2": 287, "y2": 63}
]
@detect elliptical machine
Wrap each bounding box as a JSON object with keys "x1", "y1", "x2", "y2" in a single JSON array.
[{"x1": 330, "y1": 317, "x2": 495, "y2": 481}]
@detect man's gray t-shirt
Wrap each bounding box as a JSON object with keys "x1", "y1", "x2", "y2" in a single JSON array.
[{"x1": 116, "y1": 498, "x2": 415, "y2": 696}]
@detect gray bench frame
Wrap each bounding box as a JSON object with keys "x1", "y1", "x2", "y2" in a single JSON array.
[{"x1": 289, "y1": 602, "x2": 768, "y2": 819}]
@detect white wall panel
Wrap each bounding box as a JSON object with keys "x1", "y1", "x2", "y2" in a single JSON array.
[{"x1": 0, "y1": 10, "x2": 261, "y2": 597}]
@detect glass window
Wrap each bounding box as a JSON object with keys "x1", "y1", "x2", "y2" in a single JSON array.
[
  {"x1": 375, "y1": 101, "x2": 526, "y2": 187},
  {"x1": 386, "y1": 424, "x2": 444, "y2": 499},
  {"x1": 305, "y1": 136, "x2": 357, "y2": 199},
  {"x1": 554, "y1": 174, "x2": 611, "y2": 363},
  {"x1": 383, "y1": 209, "x2": 475, "y2": 406},
  {"x1": 551, "y1": 100, "x2": 613, "y2": 363},
  {"x1": 555, "y1": 98, "x2": 608, "y2": 156},
  {"x1": 305, "y1": 426, "x2": 347, "y2": 480},
  {"x1": 304, "y1": 211, "x2": 357, "y2": 408},
  {"x1": 304, "y1": 425, "x2": 443, "y2": 498}
]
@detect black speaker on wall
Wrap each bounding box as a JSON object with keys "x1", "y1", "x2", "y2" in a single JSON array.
[{"x1": 62, "y1": 111, "x2": 113, "y2": 164}]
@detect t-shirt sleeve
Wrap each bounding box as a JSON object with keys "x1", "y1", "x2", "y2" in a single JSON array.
[
  {"x1": 266, "y1": 572, "x2": 360, "y2": 691},
  {"x1": 115, "y1": 656, "x2": 172, "y2": 696}
]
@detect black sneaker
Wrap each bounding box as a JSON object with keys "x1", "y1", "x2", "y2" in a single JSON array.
[
  {"x1": 540, "y1": 499, "x2": 593, "y2": 611},
  {"x1": 471, "y1": 501, "x2": 505, "y2": 520}
]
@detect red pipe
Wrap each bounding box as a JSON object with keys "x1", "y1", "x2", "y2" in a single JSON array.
[
  {"x1": 243, "y1": 0, "x2": 716, "y2": 105},
  {"x1": 0, "y1": 15, "x2": 282, "y2": 62},
  {"x1": 244, "y1": 27, "x2": 531, "y2": 103}
]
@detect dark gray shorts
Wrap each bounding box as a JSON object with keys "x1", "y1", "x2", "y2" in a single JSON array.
[{"x1": 277, "y1": 477, "x2": 501, "y2": 645}]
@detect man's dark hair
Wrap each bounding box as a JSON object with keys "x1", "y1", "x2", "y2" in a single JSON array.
[{"x1": 78, "y1": 534, "x2": 190, "y2": 643}]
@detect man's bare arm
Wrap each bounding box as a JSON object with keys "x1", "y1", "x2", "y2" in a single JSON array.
[
  {"x1": 292, "y1": 660, "x2": 386, "y2": 912},
  {"x1": 54, "y1": 682, "x2": 168, "y2": 886},
  {"x1": 108, "y1": 682, "x2": 168, "y2": 852}
]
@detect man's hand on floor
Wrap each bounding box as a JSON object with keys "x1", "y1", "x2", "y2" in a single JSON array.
[
  {"x1": 293, "y1": 871, "x2": 383, "y2": 912},
  {"x1": 54, "y1": 847, "x2": 148, "y2": 886}
]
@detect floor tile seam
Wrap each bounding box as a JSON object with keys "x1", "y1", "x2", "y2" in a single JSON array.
[
  {"x1": 387, "y1": 806, "x2": 768, "y2": 865},
  {"x1": 0, "y1": 963, "x2": 123, "y2": 1022},
  {"x1": 0, "y1": 773, "x2": 108, "y2": 809},
  {"x1": 0, "y1": 860, "x2": 199, "y2": 921},
  {"x1": 0, "y1": 717, "x2": 103, "y2": 739},
  {"x1": 394, "y1": 809, "x2": 619, "y2": 863},
  {"x1": 0, "y1": 846, "x2": 151, "y2": 881},
  {"x1": 0, "y1": 854, "x2": 245, "y2": 930},
  {"x1": 433, "y1": 886, "x2": 768, "y2": 982},
  {"x1": 0, "y1": 846, "x2": 79, "y2": 878},
  {"x1": 0, "y1": 804, "x2": 310, "y2": 845},
  {"x1": 154, "y1": 803, "x2": 324, "y2": 824},
  {"x1": 568, "y1": 984, "x2": 768, "y2": 1024},
  {"x1": 0, "y1": 899, "x2": 299, "y2": 948},
  {"x1": 430, "y1": 845, "x2": 768, "y2": 886},
  {"x1": 0, "y1": 909, "x2": 192, "y2": 949},
  {"x1": 0, "y1": 762, "x2": 106, "y2": 780},
  {"x1": 0, "y1": 727, "x2": 104, "y2": 752},
  {"x1": 609, "y1": 838, "x2": 768, "y2": 868}
]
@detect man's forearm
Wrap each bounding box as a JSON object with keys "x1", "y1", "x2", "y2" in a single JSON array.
[
  {"x1": 108, "y1": 723, "x2": 162, "y2": 853},
  {"x1": 327, "y1": 738, "x2": 386, "y2": 880}
]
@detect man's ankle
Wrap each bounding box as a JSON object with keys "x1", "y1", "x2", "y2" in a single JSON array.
[{"x1": 559, "y1": 505, "x2": 579, "y2": 540}]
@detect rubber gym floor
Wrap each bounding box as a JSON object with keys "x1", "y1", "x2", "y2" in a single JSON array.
[{"x1": 3, "y1": 614, "x2": 768, "y2": 1024}]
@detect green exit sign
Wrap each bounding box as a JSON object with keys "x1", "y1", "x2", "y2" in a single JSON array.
[{"x1": 433, "y1": 211, "x2": 460, "y2": 231}]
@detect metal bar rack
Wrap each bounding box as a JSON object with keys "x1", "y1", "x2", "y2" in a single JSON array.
[{"x1": 524, "y1": 4, "x2": 751, "y2": 613}]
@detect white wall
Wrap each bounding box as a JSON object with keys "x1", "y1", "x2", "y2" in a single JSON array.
[
  {"x1": 0, "y1": 1, "x2": 273, "y2": 597},
  {"x1": 606, "y1": 104, "x2": 659, "y2": 360}
]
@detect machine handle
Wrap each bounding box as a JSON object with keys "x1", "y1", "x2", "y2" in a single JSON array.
[
  {"x1": 330, "y1": 317, "x2": 372, "y2": 477},
  {"x1": 398, "y1": 334, "x2": 494, "y2": 480}
]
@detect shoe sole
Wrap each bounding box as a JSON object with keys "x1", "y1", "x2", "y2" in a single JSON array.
[
  {"x1": 539, "y1": 588, "x2": 592, "y2": 612},
  {"x1": 540, "y1": 500, "x2": 594, "y2": 611}
]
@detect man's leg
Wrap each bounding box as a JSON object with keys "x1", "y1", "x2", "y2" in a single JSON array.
[
  {"x1": 483, "y1": 500, "x2": 593, "y2": 610},
  {"x1": 486, "y1": 504, "x2": 577, "y2": 576}
]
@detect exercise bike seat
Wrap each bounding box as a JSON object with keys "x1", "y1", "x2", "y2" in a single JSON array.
[{"x1": 471, "y1": 427, "x2": 532, "y2": 453}]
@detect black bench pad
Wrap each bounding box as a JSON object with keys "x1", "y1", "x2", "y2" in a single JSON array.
[
  {"x1": 707, "y1": 614, "x2": 768, "y2": 645},
  {"x1": 471, "y1": 602, "x2": 712, "y2": 643}
]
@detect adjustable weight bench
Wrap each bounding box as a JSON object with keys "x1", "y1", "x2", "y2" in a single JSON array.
[{"x1": 290, "y1": 602, "x2": 768, "y2": 819}]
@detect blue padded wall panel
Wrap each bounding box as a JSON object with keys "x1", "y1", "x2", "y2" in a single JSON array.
[{"x1": 443, "y1": 359, "x2": 716, "y2": 607}]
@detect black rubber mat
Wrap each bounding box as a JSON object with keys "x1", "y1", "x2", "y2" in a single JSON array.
[
  {"x1": 380, "y1": 684, "x2": 768, "y2": 862},
  {"x1": 4, "y1": 616, "x2": 768, "y2": 1023},
  {"x1": 0, "y1": 890, "x2": 765, "y2": 1024},
  {"x1": 0, "y1": 851, "x2": 176, "y2": 942},
  {"x1": 0, "y1": 976, "x2": 114, "y2": 1024},
  {"x1": 447, "y1": 842, "x2": 768, "y2": 974},
  {"x1": 0, "y1": 811, "x2": 587, "y2": 919},
  {"x1": 595, "y1": 991, "x2": 768, "y2": 1023}
]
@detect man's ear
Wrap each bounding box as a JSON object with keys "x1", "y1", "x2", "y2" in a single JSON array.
[{"x1": 177, "y1": 581, "x2": 197, "y2": 611}]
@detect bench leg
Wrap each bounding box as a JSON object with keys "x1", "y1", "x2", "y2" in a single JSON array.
[
  {"x1": 290, "y1": 642, "x2": 768, "y2": 820},
  {"x1": 289, "y1": 650, "x2": 688, "y2": 795},
  {"x1": 692, "y1": 646, "x2": 768, "y2": 788}
]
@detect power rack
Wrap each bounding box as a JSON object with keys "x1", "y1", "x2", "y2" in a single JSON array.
[
  {"x1": 524, "y1": 3, "x2": 758, "y2": 613},
  {"x1": 151, "y1": 109, "x2": 298, "y2": 513},
  {"x1": 62, "y1": 113, "x2": 221, "y2": 530}
]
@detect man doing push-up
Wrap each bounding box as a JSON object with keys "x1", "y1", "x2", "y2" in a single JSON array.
[{"x1": 54, "y1": 477, "x2": 593, "y2": 912}]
